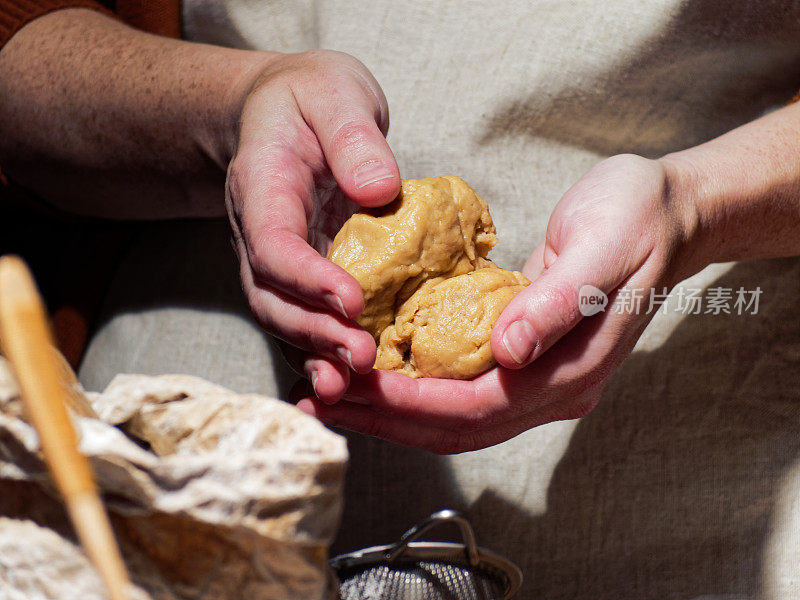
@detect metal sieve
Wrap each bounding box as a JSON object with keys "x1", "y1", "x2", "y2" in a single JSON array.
[{"x1": 330, "y1": 509, "x2": 522, "y2": 600}]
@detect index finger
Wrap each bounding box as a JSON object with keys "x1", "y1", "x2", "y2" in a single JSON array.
[{"x1": 229, "y1": 93, "x2": 366, "y2": 318}]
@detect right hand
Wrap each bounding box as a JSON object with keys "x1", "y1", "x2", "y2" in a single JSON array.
[{"x1": 224, "y1": 50, "x2": 400, "y2": 400}]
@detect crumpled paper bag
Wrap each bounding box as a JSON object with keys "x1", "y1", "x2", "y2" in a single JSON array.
[{"x1": 0, "y1": 357, "x2": 347, "y2": 600}]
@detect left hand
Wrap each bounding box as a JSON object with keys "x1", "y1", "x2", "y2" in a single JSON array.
[{"x1": 292, "y1": 154, "x2": 701, "y2": 453}]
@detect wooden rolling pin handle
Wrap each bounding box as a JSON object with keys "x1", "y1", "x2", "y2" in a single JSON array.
[
  {"x1": 0, "y1": 255, "x2": 130, "y2": 600},
  {"x1": 0, "y1": 256, "x2": 96, "y2": 497}
]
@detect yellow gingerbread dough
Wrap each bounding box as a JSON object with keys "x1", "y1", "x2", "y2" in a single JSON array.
[{"x1": 327, "y1": 176, "x2": 529, "y2": 379}]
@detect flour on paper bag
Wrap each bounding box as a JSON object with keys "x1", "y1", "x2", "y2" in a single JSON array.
[{"x1": 0, "y1": 357, "x2": 346, "y2": 600}]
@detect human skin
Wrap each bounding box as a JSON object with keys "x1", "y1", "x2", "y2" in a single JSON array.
[
  {"x1": 3, "y1": 10, "x2": 800, "y2": 453},
  {"x1": 295, "y1": 109, "x2": 800, "y2": 453},
  {"x1": 0, "y1": 9, "x2": 401, "y2": 394}
]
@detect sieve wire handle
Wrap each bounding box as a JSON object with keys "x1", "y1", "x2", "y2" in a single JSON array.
[{"x1": 386, "y1": 509, "x2": 480, "y2": 567}]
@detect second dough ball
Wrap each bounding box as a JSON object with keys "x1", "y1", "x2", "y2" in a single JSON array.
[{"x1": 376, "y1": 267, "x2": 530, "y2": 379}]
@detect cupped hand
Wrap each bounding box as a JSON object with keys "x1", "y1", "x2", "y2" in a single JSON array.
[
  {"x1": 295, "y1": 154, "x2": 701, "y2": 453},
  {"x1": 224, "y1": 50, "x2": 401, "y2": 396}
]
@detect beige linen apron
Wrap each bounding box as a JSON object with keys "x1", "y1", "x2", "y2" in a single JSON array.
[{"x1": 80, "y1": 2, "x2": 800, "y2": 597}]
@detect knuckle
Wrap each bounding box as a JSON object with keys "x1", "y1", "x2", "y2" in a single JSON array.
[
  {"x1": 246, "y1": 293, "x2": 277, "y2": 335},
  {"x1": 295, "y1": 313, "x2": 329, "y2": 349},
  {"x1": 545, "y1": 283, "x2": 580, "y2": 330},
  {"x1": 329, "y1": 119, "x2": 373, "y2": 152},
  {"x1": 290, "y1": 322, "x2": 325, "y2": 353},
  {"x1": 246, "y1": 229, "x2": 300, "y2": 283},
  {"x1": 293, "y1": 249, "x2": 318, "y2": 275},
  {"x1": 246, "y1": 233, "x2": 275, "y2": 279}
]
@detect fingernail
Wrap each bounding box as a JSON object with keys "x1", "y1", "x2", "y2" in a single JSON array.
[
  {"x1": 324, "y1": 292, "x2": 348, "y2": 318},
  {"x1": 354, "y1": 161, "x2": 394, "y2": 189},
  {"x1": 309, "y1": 369, "x2": 320, "y2": 396},
  {"x1": 336, "y1": 346, "x2": 356, "y2": 371},
  {"x1": 502, "y1": 320, "x2": 537, "y2": 364}
]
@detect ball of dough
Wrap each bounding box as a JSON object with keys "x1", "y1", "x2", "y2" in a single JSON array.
[
  {"x1": 327, "y1": 176, "x2": 497, "y2": 337},
  {"x1": 327, "y1": 176, "x2": 529, "y2": 379},
  {"x1": 376, "y1": 267, "x2": 530, "y2": 379}
]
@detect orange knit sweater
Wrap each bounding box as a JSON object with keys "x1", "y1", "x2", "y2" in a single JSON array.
[
  {"x1": 0, "y1": 0, "x2": 180, "y2": 368},
  {"x1": 0, "y1": 0, "x2": 179, "y2": 47}
]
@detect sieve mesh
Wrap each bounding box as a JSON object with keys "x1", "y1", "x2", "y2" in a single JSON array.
[
  {"x1": 331, "y1": 511, "x2": 521, "y2": 600},
  {"x1": 337, "y1": 560, "x2": 507, "y2": 600}
]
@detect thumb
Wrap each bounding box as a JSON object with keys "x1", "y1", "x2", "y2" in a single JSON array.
[
  {"x1": 298, "y1": 75, "x2": 400, "y2": 207},
  {"x1": 491, "y1": 244, "x2": 626, "y2": 369}
]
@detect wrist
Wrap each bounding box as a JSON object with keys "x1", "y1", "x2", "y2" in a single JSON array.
[
  {"x1": 197, "y1": 49, "x2": 279, "y2": 170},
  {"x1": 659, "y1": 103, "x2": 800, "y2": 272},
  {"x1": 657, "y1": 152, "x2": 709, "y2": 284}
]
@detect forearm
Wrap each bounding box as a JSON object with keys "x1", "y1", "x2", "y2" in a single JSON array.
[
  {"x1": 0, "y1": 9, "x2": 270, "y2": 218},
  {"x1": 662, "y1": 101, "x2": 800, "y2": 276}
]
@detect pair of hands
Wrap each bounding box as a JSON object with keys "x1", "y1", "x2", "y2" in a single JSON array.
[{"x1": 225, "y1": 50, "x2": 701, "y2": 453}]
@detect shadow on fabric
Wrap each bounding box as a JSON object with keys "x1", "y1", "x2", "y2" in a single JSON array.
[
  {"x1": 77, "y1": 218, "x2": 298, "y2": 396},
  {"x1": 341, "y1": 256, "x2": 800, "y2": 600},
  {"x1": 64, "y1": 216, "x2": 800, "y2": 599},
  {"x1": 476, "y1": 0, "x2": 800, "y2": 158}
]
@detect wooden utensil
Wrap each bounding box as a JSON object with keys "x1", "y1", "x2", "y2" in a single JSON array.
[{"x1": 0, "y1": 255, "x2": 130, "y2": 600}]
